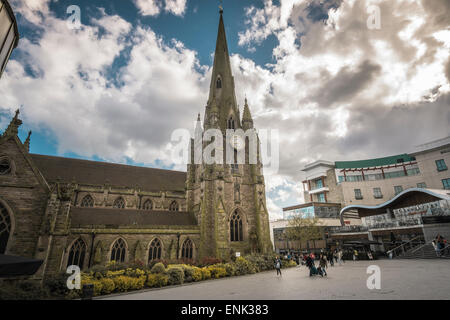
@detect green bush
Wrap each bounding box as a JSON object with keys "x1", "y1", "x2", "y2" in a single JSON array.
[
  {"x1": 207, "y1": 265, "x2": 227, "y2": 279},
  {"x1": 233, "y1": 257, "x2": 257, "y2": 275},
  {"x1": 100, "y1": 278, "x2": 115, "y2": 294},
  {"x1": 200, "y1": 267, "x2": 211, "y2": 280},
  {"x1": 151, "y1": 262, "x2": 166, "y2": 274},
  {"x1": 0, "y1": 280, "x2": 50, "y2": 300},
  {"x1": 44, "y1": 272, "x2": 71, "y2": 298},
  {"x1": 146, "y1": 273, "x2": 169, "y2": 288},
  {"x1": 191, "y1": 266, "x2": 203, "y2": 281},
  {"x1": 167, "y1": 266, "x2": 184, "y2": 285}
]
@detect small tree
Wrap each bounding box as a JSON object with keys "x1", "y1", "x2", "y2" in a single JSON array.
[{"x1": 285, "y1": 216, "x2": 324, "y2": 250}]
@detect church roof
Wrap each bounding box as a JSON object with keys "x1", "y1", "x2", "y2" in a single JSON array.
[
  {"x1": 30, "y1": 154, "x2": 186, "y2": 192},
  {"x1": 70, "y1": 207, "x2": 197, "y2": 227}
]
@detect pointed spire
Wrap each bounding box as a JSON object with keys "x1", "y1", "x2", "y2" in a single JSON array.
[
  {"x1": 206, "y1": 9, "x2": 239, "y2": 131},
  {"x1": 2, "y1": 109, "x2": 22, "y2": 138},
  {"x1": 24, "y1": 130, "x2": 32, "y2": 152},
  {"x1": 242, "y1": 98, "x2": 254, "y2": 129}
]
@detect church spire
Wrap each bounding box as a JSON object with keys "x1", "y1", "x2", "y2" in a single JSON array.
[
  {"x1": 206, "y1": 9, "x2": 239, "y2": 131},
  {"x1": 2, "y1": 109, "x2": 22, "y2": 138},
  {"x1": 242, "y1": 98, "x2": 254, "y2": 130}
]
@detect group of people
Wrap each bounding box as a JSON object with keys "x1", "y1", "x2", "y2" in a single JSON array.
[
  {"x1": 432, "y1": 234, "x2": 448, "y2": 257},
  {"x1": 274, "y1": 249, "x2": 345, "y2": 278}
]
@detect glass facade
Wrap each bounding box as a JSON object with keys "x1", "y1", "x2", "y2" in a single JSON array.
[
  {"x1": 436, "y1": 159, "x2": 447, "y2": 172},
  {"x1": 0, "y1": 0, "x2": 19, "y2": 78}
]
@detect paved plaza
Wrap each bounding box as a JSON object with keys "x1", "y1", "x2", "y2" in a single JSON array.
[{"x1": 101, "y1": 259, "x2": 450, "y2": 300}]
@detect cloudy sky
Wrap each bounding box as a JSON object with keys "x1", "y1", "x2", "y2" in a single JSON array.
[{"x1": 1, "y1": 0, "x2": 449, "y2": 220}]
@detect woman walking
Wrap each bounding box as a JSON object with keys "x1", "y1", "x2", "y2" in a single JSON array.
[{"x1": 274, "y1": 256, "x2": 282, "y2": 276}]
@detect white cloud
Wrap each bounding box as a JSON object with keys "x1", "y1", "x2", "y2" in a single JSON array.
[{"x1": 133, "y1": 0, "x2": 187, "y2": 17}]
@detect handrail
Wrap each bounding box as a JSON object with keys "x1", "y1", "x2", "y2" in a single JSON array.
[{"x1": 386, "y1": 235, "x2": 423, "y2": 257}]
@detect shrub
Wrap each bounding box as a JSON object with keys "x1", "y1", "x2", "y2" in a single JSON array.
[
  {"x1": 100, "y1": 278, "x2": 115, "y2": 294},
  {"x1": 191, "y1": 266, "x2": 203, "y2": 282},
  {"x1": 200, "y1": 267, "x2": 211, "y2": 280},
  {"x1": 0, "y1": 280, "x2": 50, "y2": 300},
  {"x1": 151, "y1": 262, "x2": 166, "y2": 274},
  {"x1": 210, "y1": 266, "x2": 227, "y2": 278},
  {"x1": 146, "y1": 273, "x2": 169, "y2": 288},
  {"x1": 167, "y1": 266, "x2": 184, "y2": 285},
  {"x1": 112, "y1": 276, "x2": 132, "y2": 292},
  {"x1": 81, "y1": 276, "x2": 103, "y2": 296},
  {"x1": 233, "y1": 257, "x2": 257, "y2": 275},
  {"x1": 44, "y1": 272, "x2": 71, "y2": 298},
  {"x1": 221, "y1": 263, "x2": 236, "y2": 276},
  {"x1": 87, "y1": 264, "x2": 108, "y2": 279}
]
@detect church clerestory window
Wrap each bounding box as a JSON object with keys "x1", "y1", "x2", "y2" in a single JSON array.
[
  {"x1": 113, "y1": 197, "x2": 125, "y2": 209},
  {"x1": 80, "y1": 195, "x2": 94, "y2": 207},
  {"x1": 142, "y1": 199, "x2": 153, "y2": 210},
  {"x1": 169, "y1": 201, "x2": 179, "y2": 211}
]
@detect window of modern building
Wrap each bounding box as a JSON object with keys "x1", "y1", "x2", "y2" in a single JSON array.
[
  {"x1": 442, "y1": 178, "x2": 450, "y2": 190},
  {"x1": 169, "y1": 201, "x2": 179, "y2": 211},
  {"x1": 110, "y1": 238, "x2": 126, "y2": 263},
  {"x1": 315, "y1": 179, "x2": 323, "y2": 189},
  {"x1": 181, "y1": 238, "x2": 193, "y2": 259},
  {"x1": 142, "y1": 199, "x2": 153, "y2": 210},
  {"x1": 0, "y1": 202, "x2": 11, "y2": 254},
  {"x1": 317, "y1": 193, "x2": 325, "y2": 202},
  {"x1": 417, "y1": 182, "x2": 427, "y2": 189},
  {"x1": 394, "y1": 186, "x2": 403, "y2": 195},
  {"x1": 230, "y1": 210, "x2": 243, "y2": 242},
  {"x1": 436, "y1": 159, "x2": 448, "y2": 172},
  {"x1": 148, "y1": 238, "x2": 162, "y2": 262},
  {"x1": 80, "y1": 195, "x2": 94, "y2": 207},
  {"x1": 67, "y1": 238, "x2": 86, "y2": 269},
  {"x1": 354, "y1": 189, "x2": 363, "y2": 200},
  {"x1": 373, "y1": 188, "x2": 383, "y2": 199},
  {"x1": 113, "y1": 197, "x2": 125, "y2": 209}
]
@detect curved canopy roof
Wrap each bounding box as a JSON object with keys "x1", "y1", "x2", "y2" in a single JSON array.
[
  {"x1": 335, "y1": 153, "x2": 415, "y2": 169},
  {"x1": 340, "y1": 188, "x2": 450, "y2": 224}
]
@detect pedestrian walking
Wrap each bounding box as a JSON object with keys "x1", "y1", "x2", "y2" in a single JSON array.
[
  {"x1": 353, "y1": 249, "x2": 358, "y2": 261},
  {"x1": 319, "y1": 254, "x2": 328, "y2": 276},
  {"x1": 274, "y1": 257, "x2": 282, "y2": 276},
  {"x1": 337, "y1": 249, "x2": 343, "y2": 266}
]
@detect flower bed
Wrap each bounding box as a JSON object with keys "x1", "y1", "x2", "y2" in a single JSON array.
[{"x1": 44, "y1": 254, "x2": 298, "y2": 299}]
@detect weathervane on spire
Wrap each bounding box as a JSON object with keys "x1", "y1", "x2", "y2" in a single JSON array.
[{"x1": 219, "y1": 0, "x2": 223, "y2": 14}]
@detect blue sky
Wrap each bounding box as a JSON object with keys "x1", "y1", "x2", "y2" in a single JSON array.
[{"x1": 1, "y1": 0, "x2": 449, "y2": 219}]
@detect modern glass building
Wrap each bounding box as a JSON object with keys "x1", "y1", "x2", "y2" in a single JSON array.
[{"x1": 0, "y1": 0, "x2": 19, "y2": 78}]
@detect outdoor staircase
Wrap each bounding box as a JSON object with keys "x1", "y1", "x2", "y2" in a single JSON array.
[{"x1": 394, "y1": 243, "x2": 450, "y2": 259}]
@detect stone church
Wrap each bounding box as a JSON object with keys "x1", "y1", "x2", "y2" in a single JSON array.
[{"x1": 0, "y1": 11, "x2": 272, "y2": 280}]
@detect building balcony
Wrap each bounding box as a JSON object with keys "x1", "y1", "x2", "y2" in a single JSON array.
[{"x1": 308, "y1": 187, "x2": 329, "y2": 195}]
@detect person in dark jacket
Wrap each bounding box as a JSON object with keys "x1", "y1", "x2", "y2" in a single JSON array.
[{"x1": 274, "y1": 257, "x2": 282, "y2": 276}]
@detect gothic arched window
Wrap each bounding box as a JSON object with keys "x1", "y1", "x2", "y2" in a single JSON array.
[
  {"x1": 142, "y1": 199, "x2": 153, "y2": 210},
  {"x1": 67, "y1": 238, "x2": 87, "y2": 269},
  {"x1": 181, "y1": 239, "x2": 193, "y2": 259},
  {"x1": 230, "y1": 211, "x2": 243, "y2": 242},
  {"x1": 110, "y1": 238, "x2": 127, "y2": 263},
  {"x1": 227, "y1": 117, "x2": 235, "y2": 130},
  {"x1": 0, "y1": 158, "x2": 11, "y2": 175},
  {"x1": 216, "y1": 77, "x2": 222, "y2": 89},
  {"x1": 113, "y1": 197, "x2": 125, "y2": 209},
  {"x1": 0, "y1": 203, "x2": 11, "y2": 254},
  {"x1": 80, "y1": 195, "x2": 94, "y2": 207},
  {"x1": 148, "y1": 238, "x2": 162, "y2": 262},
  {"x1": 169, "y1": 201, "x2": 179, "y2": 211}
]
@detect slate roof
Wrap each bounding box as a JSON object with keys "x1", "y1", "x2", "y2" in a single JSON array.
[
  {"x1": 30, "y1": 154, "x2": 187, "y2": 192},
  {"x1": 70, "y1": 207, "x2": 197, "y2": 228}
]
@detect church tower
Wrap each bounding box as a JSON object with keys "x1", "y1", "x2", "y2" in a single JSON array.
[{"x1": 187, "y1": 9, "x2": 272, "y2": 260}]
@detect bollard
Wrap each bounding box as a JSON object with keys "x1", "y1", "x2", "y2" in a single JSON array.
[{"x1": 81, "y1": 283, "x2": 94, "y2": 300}]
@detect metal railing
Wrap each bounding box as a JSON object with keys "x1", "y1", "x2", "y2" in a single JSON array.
[{"x1": 386, "y1": 235, "x2": 425, "y2": 258}]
